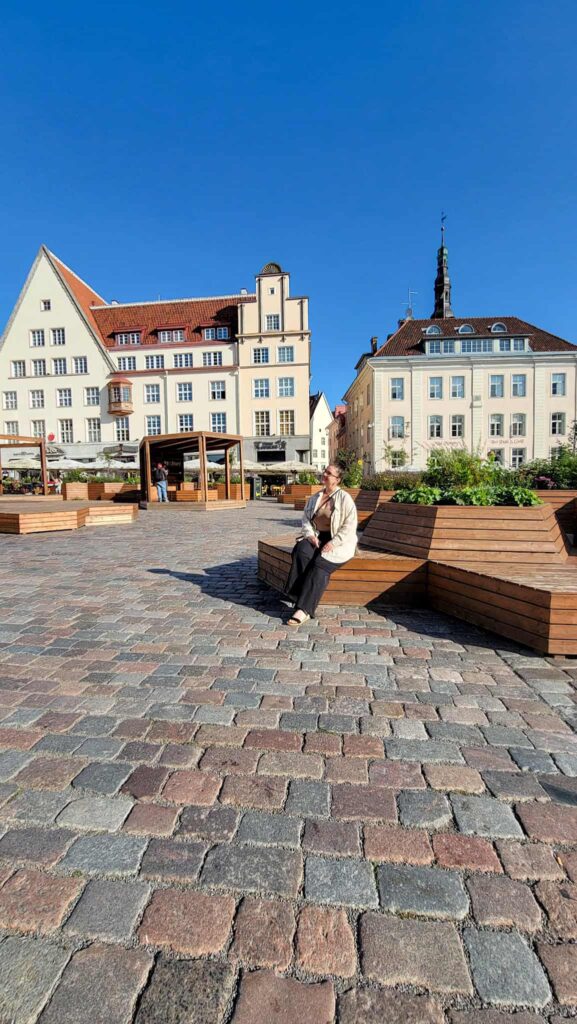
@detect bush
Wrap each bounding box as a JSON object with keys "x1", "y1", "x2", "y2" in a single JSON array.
[
  {"x1": 342, "y1": 459, "x2": 364, "y2": 488},
  {"x1": 394, "y1": 485, "x2": 442, "y2": 505},
  {"x1": 393, "y1": 483, "x2": 541, "y2": 507},
  {"x1": 423, "y1": 448, "x2": 506, "y2": 488},
  {"x1": 297, "y1": 471, "x2": 320, "y2": 485},
  {"x1": 517, "y1": 448, "x2": 577, "y2": 489},
  {"x1": 361, "y1": 471, "x2": 424, "y2": 491}
]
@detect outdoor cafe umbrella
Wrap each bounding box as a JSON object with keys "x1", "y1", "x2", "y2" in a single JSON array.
[
  {"x1": 6, "y1": 455, "x2": 42, "y2": 470},
  {"x1": 183, "y1": 458, "x2": 223, "y2": 471}
]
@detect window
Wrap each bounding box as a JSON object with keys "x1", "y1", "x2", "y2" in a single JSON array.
[
  {"x1": 158, "y1": 329, "x2": 185, "y2": 343},
  {"x1": 443, "y1": 340, "x2": 455, "y2": 353},
  {"x1": 116, "y1": 332, "x2": 141, "y2": 345},
  {"x1": 211, "y1": 412, "x2": 227, "y2": 433},
  {"x1": 389, "y1": 416, "x2": 405, "y2": 439},
  {"x1": 489, "y1": 413, "x2": 504, "y2": 437},
  {"x1": 461, "y1": 338, "x2": 493, "y2": 353},
  {"x1": 51, "y1": 328, "x2": 65, "y2": 346},
  {"x1": 279, "y1": 410, "x2": 295, "y2": 436},
  {"x1": 174, "y1": 352, "x2": 193, "y2": 368},
  {"x1": 58, "y1": 419, "x2": 74, "y2": 443},
  {"x1": 490, "y1": 375, "x2": 504, "y2": 398},
  {"x1": 513, "y1": 338, "x2": 526, "y2": 351},
  {"x1": 313, "y1": 449, "x2": 318, "y2": 459},
  {"x1": 11, "y1": 361, "x2": 25, "y2": 378},
  {"x1": 491, "y1": 323, "x2": 507, "y2": 333},
  {"x1": 216, "y1": 327, "x2": 229, "y2": 339},
  {"x1": 552, "y1": 373, "x2": 566, "y2": 396},
  {"x1": 4, "y1": 421, "x2": 18, "y2": 435},
  {"x1": 426, "y1": 325, "x2": 442, "y2": 335},
  {"x1": 512, "y1": 374, "x2": 526, "y2": 397},
  {"x1": 203, "y1": 328, "x2": 216, "y2": 340},
  {"x1": 278, "y1": 377, "x2": 295, "y2": 398},
  {"x1": 3, "y1": 392, "x2": 17, "y2": 410},
  {"x1": 178, "y1": 414, "x2": 194, "y2": 432},
  {"x1": 390, "y1": 378, "x2": 404, "y2": 400},
  {"x1": 254, "y1": 410, "x2": 271, "y2": 436},
  {"x1": 428, "y1": 415, "x2": 442, "y2": 439},
  {"x1": 458, "y1": 324, "x2": 474, "y2": 334},
  {"x1": 210, "y1": 381, "x2": 226, "y2": 400},
  {"x1": 512, "y1": 448, "x2": 526, "y2": 468},
  {"x1": 265, "y1": 314, "x2": 280, "y2": 331},
  {"x1": 278, "y1": 345, "x2": 294, "y2": 363},
  {"x1": 203, "y1": 351, "x2": 223, "y2": 367},
  {"x1": 451, "y1": 376, "x2": 465, "y2": 399},
  {"x1": 73, "y1": 357, "x2": 88, "y2": 374},
  {"x1": 84, "y1": 387, "x2": 100, "y2": 406},
  {"x1": 31, "y1": 420, "x2": 45, "y2": 438},
  {"x1": 145, "y1": 384, "x2": 161, "y2": 403},
  {"x1": 253, "y1": 378, "x2": 270, "y2": 399},
  {"x1": 489, "y1": 449, "x2": 505, "y2": 465},
  {"x1": 551, "y1": 412, "x2": 566, "y2": 436},
  {"x1": 29, "y1": 390, "x2": 44, "y2": 409},
  {"x1": 115, "y1": 416, "x2": 130, "y2": 441},
  {"x1": 511, "y1": 413, "x2": 526, "y2": 436},
  {"x1": 252, "y1": 347, "x2": 269, "y2": 364},
  {"x1": 451, "y1": 415, "x2": 464, "y2": 438},
  {"x1": 86, "y1": 418, "x2": 101, "y2": 442},
  {"x1": 391, "y1": 451, "x2": 405, "y2": 468},
  {"x1": 41, "y1": 299, "x2": 51, "y2": 311},
  {"x1": 146, "y1": 415, "x2": 162, "y2": 436},
  {"x1": 428, "y1": 340, "x2": 442, "y2": 354},
  {"x1": 177, "y1": 383, "x2": 192, "y2": 402},
  {"x1": 269, "y1": 287, "x2": 276, "y2": 295},
  {"x1": 33, "y1": 359, "x2": 47, "y2": 376},
  {"x1": 499, "y1": 339, "x2": 511, "y2": 352},
  {"x1": 145, "y1": 355, "x2": 164, "y2": 370},
  {"x1": 118, "y1": 356, "x2": 136, "y2": 371},
  {"x1": 429, "y1": 377, "x2": 443, "y2": 400},
  {"x1": 30, "y1": 329, "x2": 45, "y2": 347},
  {"x1": 52, "y1": 358, "x2": 67, "y2": 375},
  {"x1": 110, "y1": 385, "x2": 131, "y2": 404},
  {"x1": 57, "y1": 388, "x2": 72, "y2": 407}
]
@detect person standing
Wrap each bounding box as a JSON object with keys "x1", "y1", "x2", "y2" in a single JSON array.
[
  {"x1": 152, "y1": 461, "x2": 168, "y2": 502},
  {"x1": 285, "y1": 464, "x2": 358, "y2": 626}
]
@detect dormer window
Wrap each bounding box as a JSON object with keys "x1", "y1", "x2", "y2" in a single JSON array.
[
  {"x1": 116, "y1": 332, "x2": 141, "y2": 346},
  {"x1": 491, "y1": 323, "x2": 507, "y2": 333},
  {"x1": 426, "y1": 325, "x2": 442, "y2": 336},
  {"x1": 158, "y1": 329, "x2": 185, "y2": 343},
  {"x1": 216, "y1": 327, "x2": 229, "y2": 339},
  {"x1": 458, "y1": 324, "x2": 474, "y2": 334},
  {"x1": 204, "y1": 328, "x2": 216, "y2": 340}
]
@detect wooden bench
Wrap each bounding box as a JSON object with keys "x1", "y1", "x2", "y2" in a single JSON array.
[
  {"x1": 83, "y1": 505, "x2": 138, "y2": 526},
  {"x1": 0, "y1": 499, "x2": 138, "y2": 535},
  {"x1": 293, "y1": 489, "x2": 395, "y2": 528}
]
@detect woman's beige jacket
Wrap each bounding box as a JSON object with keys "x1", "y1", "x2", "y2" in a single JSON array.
[{"x1": 299, "y1": 489, "x2": 358, "y2": 564}]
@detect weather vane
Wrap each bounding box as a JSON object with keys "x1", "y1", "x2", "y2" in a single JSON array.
[{"x1": 441, "y1": 211, "x2": 447, "y2": 246}]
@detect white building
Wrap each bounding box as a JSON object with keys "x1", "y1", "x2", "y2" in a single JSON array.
[
  {"x1": 309, "y1": 392, "x2": 333, "y2": 470},
  {"x1": 0, "y1": 249, "x2": 312, "y2": 464}
]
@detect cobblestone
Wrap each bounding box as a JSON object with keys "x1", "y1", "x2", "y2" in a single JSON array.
[
  {"x1": 0, "y1": 935, "x2": 70, "y2": 1023},
  {"x1": 135, "y1": 957, "x2": 235, "y2": 1023},
  {"x1": 377, "y1": 863, "x2": 469, "y2": 919},
  {"x1": 231, "y1": 970, "x2": 335, "y2": 1024},
  {"x1": 305, "y1": 855, "x2": 378, "y2": 907},
  {"x1": 230, "y1": 896, "x2": 295, "y2": 969},
  {"x1": 38, "y1": 943, "x2": 152, "y2": 1024},
  {"x1": 464, "y1": 929, "x2": 551, "y2": 1008}
]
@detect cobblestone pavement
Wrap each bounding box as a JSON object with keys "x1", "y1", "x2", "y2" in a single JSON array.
[{"x1": 0, "y1": 501, "x2": 576, "y2": 1023}]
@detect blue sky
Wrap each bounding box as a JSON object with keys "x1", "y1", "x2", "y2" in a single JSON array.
[{"x1": 1, "y1": 0, "x2": 576, "y2": 406}]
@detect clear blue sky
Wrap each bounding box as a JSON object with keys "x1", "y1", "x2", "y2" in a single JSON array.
[{"x1": 1, "y1": 0, "x2": 576, "y2": 407}]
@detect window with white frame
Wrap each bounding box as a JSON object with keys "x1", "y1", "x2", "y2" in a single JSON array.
[
  {"x1": 278, "y1": 345, "x2": 294, "y2": 363},
  {"x1": 451, "y1": 415, "x2": 464, "y2": 438},
  {"x1": 279, "y1": 410, "x2": 295, "y2": 436},
  {"x1": 57, "y1": 388, "x2": 72, "y2": 408},
  {"x1": 451, "y1": 375, "x2": 465, "y2": 399},
  {"x1": 428, "y1": 415, "x2": 442, "y2": 439},
  {"x1": 490, "y1": 375, "x2": 504, "y2": 398},
  {"x1": 426, "y1": 325, "x2": 442, "y2": 336},
  {"x1": 115, "y1": 416, "x2": 130, "y2": 441},
  {"x1": 86, "y1": 418, "x2": 101, "y2": 442},
  {"x1": 158, "y1": 329, "x2": 185, "y2": 343},
  {"x1": 253, "y1": 378, "x2": 270, "y2": 399},
  {"x1": 29, "y1": 390, "x2": 44, "y2": 409},
  {"x1": 216, "y1": 327, "x2": 229, "y2": 339},
  {"x1": 252, "y1": 347, "x2": 269, "y2": 364},
  {"x1": 73, "y1": 357, "x2": 88, "y2": 374},
  {"x1": 11, "y1": 361, "x2": 25, "y2": 378},
  {"x1": 491, "y1": 323, "x2": 507, "y2": 333},
  {"x1": 177, "y1": 383, "x2": 192, "y2": 402},
  {"x1": 391, "y1": 450, "x2": 405, "y2": 468},
  {"x1": 146, "y1": 415, "x2": 162, "y2": 436},
  {"x1": 52, "y1": 358, "x2": 67, "y2": 375},
  {"x1": 428, "y1": 340, "x2": 442, "y2": 354},
  {"x1": 499, "y1": 338, "x2": 511, "y2": 352},
  {"x1": 489, "y1": 413, "x2": 504, "y2": 437},
  {"x1": 511, "y1": 413, "x2": 526, "y2": 436},
  {"x1": 278, "y1": 377, "x2": 294, "y2": 398},
  {"x1": 4, "y1": 421, "x2": 18, "y2": 435},
  {"x1": 390, "y1": 377, "x2": 404, "y2": 400},
  {"x1": 265, "y1": 314, "x2": 280, "y2": 331},
  {"x1": 552, "y1": 373, "x2": 566, "y2": 396},
  {"x1": 203, "y1": 328, "x2": 216, "y2": 340},
  {"x1": 389, "y1": 416, "x2": 405, "y2": 439},
  {"x1": 30, "y1": 329, "x2": 45, "y2": 347},
  {"x1": 174, "y1": 352, "x2": 193, "y2": 368},
  {"x1": 118, "y1": 356, "x2": 136, "y2": 371},
  {"x1": 51, "y1": 328, "x2": 65, "y2": 346},
  {"x1": 110, "y1": 385, "x2": 131, "y2": 404},
  {"x1": 429, "y1": 376, "x2": 443, "y2": 400},
  {"x1": 178, "y1": 414, "x2": 194, "y2": 432},
  {"x1": 41, "y1": 299, "x2": 51, "y2": 311},
  {"x1": 145, "y1": 384, "x2": 161, "y2": 403},
  {"x1": 211, "y1": 412, "x2": 227, "y2": 433},
  {"x1": 116, "y1": 332, "x2": 141, "y2": 345},
  {"x1": 459, "y1": 324, "x2": 474, "y2": 334},
  {"x1": 58, "y1": 419, "x2": 74, "y2": 443},
  {"x1": 512, "y1": 374, "x2": 526, "y2": 397},
  {"x1": 3, "y1": 392, "x2": 17, "y2": 410},
  {"x1": 145, "y1": 355, "x2": 164, "y2": 370},
  {"x1": 512, "y1": 448, "x2": 526, "y2": 468},
  {"x1": 513, "y1": 338, "x2": 526, "y2": 351},
  {"x1": 32, "y1": 359, "x2": 47, "y2": 376},
  {"x1": 462, "y1": 338, "x2": 493, "y2": 353},
  {"x1": 254, "y1": 410, "x2": 271, "y2": 436},
  {"x1": 84, "y1": 387, "x2": 100, "y2": 406},
  {"x1": 551, "y1": 412, "x2": 566, "y2": 436},
  {"x1": 31, "y1": 420, "x2": 45, "y2": 438},
  {"x1": 441, "y1": 340, "x2": 454, "y2": 354},
  {"x1": 210, "y1": 380, "x2": 226, "y2": 400}
]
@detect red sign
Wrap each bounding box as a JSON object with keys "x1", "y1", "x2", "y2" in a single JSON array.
[{"x1": 47, "y1": 433, "x2": 55, "y2": 441}]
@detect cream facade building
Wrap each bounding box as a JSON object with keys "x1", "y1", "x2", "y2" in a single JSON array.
[
  {"x1": 344, "y1": 244, "x2": 577, "y2": 472},
  {"x1": 0, "y1": 250, "x2": 311, "y2": 463},
  {"x1": 309, "y1": 392, "x2": 333, "y2": 470}
]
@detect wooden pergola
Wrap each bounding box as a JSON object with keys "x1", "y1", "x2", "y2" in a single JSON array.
[
  {"x1": 139, "y1": 431, "x2": 245, "y2": 504},
  {"x1": 0, "y1": 434, "x2": 49, "y2": 495}
]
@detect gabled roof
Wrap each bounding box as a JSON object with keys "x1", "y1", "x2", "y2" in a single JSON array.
[
  {"x1": 309, "y1": 392, "x2": 322, "y2": 417},
  {"x1": 374, "y1": 317, "x2": 576, "y2": 357},
  {"x1": 91, "y1": 296, "x2": 255, "y2": 349},
  {"x1": 45, "y1": 248, "x2": 106, "y2": 338}
]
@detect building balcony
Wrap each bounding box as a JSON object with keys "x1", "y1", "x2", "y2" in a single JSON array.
[
  {"x1": 107, "y1": 378, "x2": 133, "y2": 415},
  {"x1": 108, "y1": 398, "x2": 134, "y2": 415}
]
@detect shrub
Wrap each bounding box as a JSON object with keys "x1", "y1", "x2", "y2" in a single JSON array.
[
  {"x1": 394, "y1": 485, "x2": 442, "y2": 505},
  {"x1": 393, "y1": 483, "x2": 541, "y2": 507},
  {"x1": 423, "y1": 448, "x2": 503, "y2": 488},
  {"x1": 361, "y1": 471, "x2": 424, "y2": 491},
  {"x1": 342, "y1": 459, "x2": 364, "y2": 488},
  {"x1": 297, "y1": 471, "x2": 320, "y2": 485}
]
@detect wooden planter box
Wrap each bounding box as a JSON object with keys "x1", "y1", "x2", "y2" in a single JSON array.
[
  {"x1": 62, "y1": 483, "x2": 89, "y2": 500},
  {"x1": 216, "y1": 483, "x2": 246, "y2": 500},
  {"x1": 279, "y1": 483, "x2": 322, "y2": 505},
  {"x1": 362, "y1": 502, "x2": 569, "y2": 564},
  {"x1": 535, "y1": 490, "x2": 577, "y2": 533},
  {"x1": 87, "y1": 482, "x2": 136, "y2": 500},
  {"x1": 173, "y1": 489, "x2": 219, "y2": 502}
]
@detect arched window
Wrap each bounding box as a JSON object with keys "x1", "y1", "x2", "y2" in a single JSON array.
[
  {"x1": 458, "y1": 324, "x2": 474, "y2": 334},
  {"x1": 426, "y1": 325, "x2": 442, "y2": 336},
  {"x1": 491, "y1": 322, "x2": 507, "y2": 333}
]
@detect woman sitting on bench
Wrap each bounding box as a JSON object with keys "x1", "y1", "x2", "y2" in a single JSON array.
[{"x1": 285, "y1": 464, "x2": 358, "y2": 626}]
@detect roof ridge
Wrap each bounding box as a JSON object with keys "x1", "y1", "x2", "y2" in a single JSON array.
[
  {"x1": 90, "y1": 294, "x2": 256, "y2": 309},
  {"x1": 44, "y1": 247, "x2": 106, "y2": 304}
]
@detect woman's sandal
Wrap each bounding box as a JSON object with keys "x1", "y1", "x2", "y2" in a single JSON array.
[{"x1": 287, "y1": 612, "x2": 310, "y2": 627}]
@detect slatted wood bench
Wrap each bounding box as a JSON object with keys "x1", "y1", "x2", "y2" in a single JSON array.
[
  {"x1": 293, "y1": 489, "x2": 395, "y2": 528},
  {"x1": 0, "y1": 500, "x2": 138, "y2": 535},
  {"x1": 83, "y1": 504, "x2": 138, "y2": 526}
]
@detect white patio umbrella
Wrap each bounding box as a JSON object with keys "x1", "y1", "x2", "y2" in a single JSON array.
[
  {"x1": 45, "y1": 457, "x2": 85, "y2": 470},
  {"x1": 183, "y1": 458, "x2": 223, "y2": 472},
  {"x1": 7, "y1": 455, "x2": 41, "y2": 470}
]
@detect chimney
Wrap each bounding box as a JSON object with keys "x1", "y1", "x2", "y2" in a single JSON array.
[{"x1": 370, "y1": 336, "x2": 378, "y2": 354}]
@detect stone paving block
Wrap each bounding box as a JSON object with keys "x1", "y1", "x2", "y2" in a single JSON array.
[
  {"x1": 138, "y1": 888, "x2": 235, "y2": 954},
  {"x1": 37, "y1": 942, "x2": 152, "y2": 1024},
  {"x1": 377, "y1": 862, "x2": 469, "y2": 919},
  {"x1": 257, "y1": 751, "x2": 324, "y2": 779},
  {"x1": 231, "y1": 970, "x2": 335, "y2": 1024},
  {"x1": 332, "y1": 784, "x2": 397, "y2": 821},
  {"x1": 220, "y1": 774, "x2": 287, "y2": 809},
  {"x1": 385, "y1": 738, "x2": 464, "y2": 763},
  {"x1": 135, "y1": 956, "x2": 235, "y2": 1024},
  {"x1": 121, "y1": 765, "x2": 169, "y2": 800},
  {"x1": 304, "y1": 855, "x2": 378, "y2": 907},
  {"x1": 483, "y1": 771, "x2": 548, "y2": 802},
  {"x1": 177, "y1": 802, "x2": 238, "y2": 841},
  {"x1": 296, "y1": 905, "x2": 356, "y2": 976},
  {"x1": 34, "y1": 735, "x2": 84, "y2": 756},
  {"x1": 468, "y1": 875, "x2": 542, "y2": 931},
  {"x1": 554, "y1": 751, "x2": 577, "y2": 775},
  {"x1": 338, "y1": 988, "x2": 445, "y2": 1024},
  {"x1": 237, "y1": 810, "x2": 301, "y2": 847},
  {"x1": 0, "y1": 826, "x2": 75, "y2": 866},
  {"x1": 360, "y1": 912, "x2": 472, "y2": 994},
  {"x1": 0, "y1": 782, "x2": 16, "y2": 808},
  {"x1": 433, "y1": 833, "x2": 502, "y2": 872},
  {"x1": 199, "y1": 746, "x2": 260, "y2": 774},
  {"x1": 364, "y1": 823, "x2": 433, "y2": 864},
  {"x1": 496, "y1": 840, "x2": 564, "y2": 880},
  {"x1": 76, "y1": 737, "x2": 125, "y2": 759},
  {"x1": 285, "y1": 779, "x2": 329, "y2": 817},
  {"x1": 424, "y1": 763, "x2": 485, "y2": 793},
  {"x1": 1, "y1": 788, "x2": 74, "y2": 825},
  {"x1": 398, "y1": 789, "x2": 452, "y2": 829},
  {"x1": 0, "y1": 935, "x2": 70, "y2": 1024},
  {"x1": 64, "y1": 877, "x2": 151, "y2": 941},
  {"x1": 537, "y1": 942, "x2": 577, "y2": 1006},
  {"x1": 14, "y1": 757, "x2": 85, "y2": 792},
  {"x1": 452, "y1": 795, "x2": 524, "y2": 838},
  {"x1": 534, "y1": 880, "x2": 577, "y2": 938},
  {"x1": 0, "y1": 868, "x2": 83, "y2": 934},
  {"x1": 464, "y1": 928, "x2": 551, "y2": 1008},
  {"x1": 449, "y1": 1012, "x2": 546, "y2": 1023},
  {"x1": 324, "y1": 756, "x2": 368, "y2": 784},
  {"x1": 59, "y1": 833, "x2": 147, "y2": 876},
  {"x1": 230, "y1": 896, "x2": 295, "y2": 969},
  {"x1": 558, "y1": 849, "x2": 577, "y2": 880},
  {"x1": 72, "y1": 761, "x2": 133, "y2": 795},
  {"x1": 0, "y1": 750, "x2": 33, "y2": 781},
  {"x1": 140, "y1": 838, "x2": 207, "y2": 880},
  {"x1": 161, "y1": 768, "x2": 221, "y2": 805},
  {"x1": 369, "y1": 760, "x2": 425, "y2": 788},
  {"x1": 56, "y1": 794, "x2": 133, "y2": 831},
  {"x1": 511, "y1": 748, "x2": 557, "y2": 773},
  {"x1": 201, "y1": 842, "x2": 302, "y2": 896},
  {"x1": 303, "y1": 818, "x2": 360, "y2": 856},
  {"x1": 516, "y1": 801, "x2": 577, "y2": 843},
  {"x1": 123, "y1": 803, "x2": 178, "y2": 836}
]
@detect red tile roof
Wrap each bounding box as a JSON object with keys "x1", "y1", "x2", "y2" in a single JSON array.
[
  {"x1": 91, "y1": 296, "x2": 255, "y2": 349},
  {"x1": 374, "y1": 317, "x2": 575, "y2": 357},
  {"x1": 46, "y1": 250, "x2": 106, "y2": 338}
]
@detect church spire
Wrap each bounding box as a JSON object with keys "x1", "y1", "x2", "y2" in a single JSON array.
[{"x1": 431, "y1": 213, "x2": 455, "y2": 319}]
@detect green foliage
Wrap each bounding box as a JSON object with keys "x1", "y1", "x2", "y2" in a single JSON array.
[
  {"x1": 61, "y1": 470, "x2": 89, "y2": 482},
  {"x1": 518, "y1": 446, "x2": 577, "y2": 489},
  {"x1": 423, "y1": 448, "x2": 504, "y2": 488},
  {"x1": 394, "y1": 485, "x2": 442, "y2": 505},
  {"x1": 361, "y1": 471, "x2": 424, "y2": 491},
  {"x1": 297, "y1": 471, "x2": 320, "y2": 484},
  {"x1": 393, "y1": 482, "x2": 541, "y2": 507}
]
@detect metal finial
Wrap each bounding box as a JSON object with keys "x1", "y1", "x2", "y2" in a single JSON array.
[{"x1": 441, "y1": 211, "x2": 446, "y2": 247}]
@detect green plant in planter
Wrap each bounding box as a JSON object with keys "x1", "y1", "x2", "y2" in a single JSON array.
[
  {"x1": 394, "y1": 485, "x2": 442, "y2": 505},
  {"x1": 297, "y1": 471, "x2": 320, "y2": 485}
]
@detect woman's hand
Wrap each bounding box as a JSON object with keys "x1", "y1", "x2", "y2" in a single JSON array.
[
  {"x1": 308, "y1": 536, "x2": 320, "y2": 548},
  {"x1": 322, "y1": 541, "x2": 333, "y2": 554}
]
